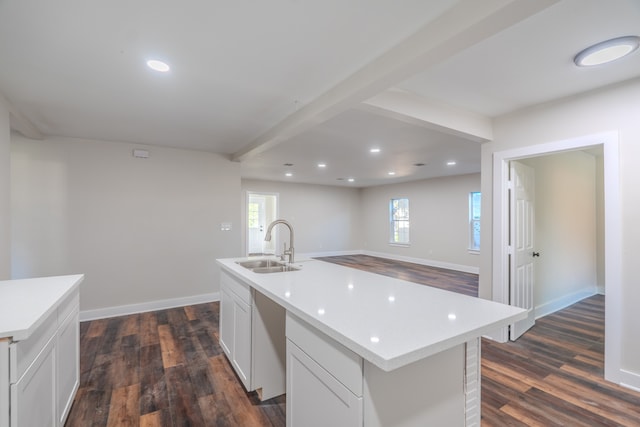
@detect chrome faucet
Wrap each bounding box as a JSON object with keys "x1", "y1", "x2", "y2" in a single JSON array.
[{"x1": 264, "y1": 219, "x2": 295, "y2": 264}]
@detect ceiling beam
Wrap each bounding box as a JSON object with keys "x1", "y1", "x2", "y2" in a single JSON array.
[
  {"x1": 232, "y1": 0, "x2": 560, "y2": 162},
  {"x1": 359, "y1": 88, "x2": 493, "y2": 143}
]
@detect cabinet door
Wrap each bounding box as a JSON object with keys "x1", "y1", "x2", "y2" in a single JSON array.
[
  {"x1": 287, "y1": 340, "x2": 362, "y2": 427},
  {"x1": 57, "y1": 308, "x2": 79, "y2": 426},
  {"x1": 219, "y1": 285, "x2": 234, "y2": 358},
  {"x1": 232, "y1": 297, "x2": 252, "y2": 391},
  {"x1": 11, "y1": 337, "x2": 57, "y2": 427}
]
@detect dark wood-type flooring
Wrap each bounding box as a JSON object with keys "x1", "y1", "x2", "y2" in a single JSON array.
[{"x1": 66, "y1": 255, "x2": 640, "y2": 426}]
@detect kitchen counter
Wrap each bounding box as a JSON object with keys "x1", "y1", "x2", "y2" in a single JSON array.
[
  {"x1": 1, "y1": 274, "x2": 83, "y2": 427},
  {"x1": 0, "y1": 274, "x2": 84, "y2": 341},
  {"x1": 217, "y1": 257, "x2": 525, "y2": 372}
]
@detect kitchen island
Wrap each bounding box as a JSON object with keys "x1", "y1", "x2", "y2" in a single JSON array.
[
  {"x1": 0, "y1": 274, "x2": 83, "y2": 427},
  {"x1": 217, "y1": 257, "x2": 525, "y2": 427}
]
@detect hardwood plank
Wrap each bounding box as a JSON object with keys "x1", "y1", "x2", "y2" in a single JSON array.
[
  {"x1": 106, "y1": 383, "x2": 140, "y2": 427},
  {"x1": 158, "y1": 324, "x2": 184, "y2": 369}
]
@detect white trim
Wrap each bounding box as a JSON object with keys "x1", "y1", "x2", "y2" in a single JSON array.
[
  {"x1": 620, "y1": 370, "x2": 640, "y2": 392},
  {"x1": 491, "y1": 130, "x2": 622, "y2": 384},
  {"x1": 363, "y1": 250, "x2": 479, "y2": 274},
  {"x1": 534, "y1": 288, "x2": 597, "y2": 320},
  {"x1": 299, "y1": 250, "x2": 363, "y2": 259},
  {"x1": 79, "y1": 292, "x2": 219, "y2": 321}
]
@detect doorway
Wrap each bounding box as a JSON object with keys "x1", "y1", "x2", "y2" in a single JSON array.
[
  {"x1": 492, "y1": 131, "x2": 622, "y2": 385},
  {"x1": 246, "y1": 192, "x2": 278, "y2": 256}
]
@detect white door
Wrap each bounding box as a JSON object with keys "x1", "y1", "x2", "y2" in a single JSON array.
[
  {"x1": 509, "y1": 161, "x2": 536, "y2": 340},
  {"x1": 246, "y1": 193, "x2": 277, "y2": 255}
]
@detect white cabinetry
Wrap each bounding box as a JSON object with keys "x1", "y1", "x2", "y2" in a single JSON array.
[
  {"x1": 0, "y1": 275, "x2": 82, "y2": 427},
  {"x1": 219, "y1": 270, "x2": 286, "y2": 400},
  {"x1": 286, "y1": 313, "x2": 363, "y2": 427}
]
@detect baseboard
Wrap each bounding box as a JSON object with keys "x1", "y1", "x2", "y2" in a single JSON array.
[
  {"x1": 361, "y1": 250, "x2": 479, "y2": 274},
  {"x1": 535, "y1": 288, "x2": 597, "y2": 319},
  {"x1": 79, "y1": 292, "x2": 220, "y2": 321},
  {"x1": 300, "y1": 249, "x2": 363, "y2": 259},
  {"x1": 619, "y1": 369, "x2": 640, "y2": 392}
]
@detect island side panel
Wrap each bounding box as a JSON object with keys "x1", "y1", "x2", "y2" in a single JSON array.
[
  {"x1": 0, "y1": 339, "x2": 8, "y2": 427},
  {"x1": 465, "y1": 338, "x2": 481, "y2": 427},
  {"x1": 363, "y1": 343, "x2": 465, "y2": 427}
]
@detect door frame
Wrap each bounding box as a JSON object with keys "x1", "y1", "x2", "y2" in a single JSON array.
[
  {"x1": 244, "y1": 191, "x2": 279, "y2": 257},
  {"x1": 491, "y1": 130, "x2": 621, "y2": 384}
]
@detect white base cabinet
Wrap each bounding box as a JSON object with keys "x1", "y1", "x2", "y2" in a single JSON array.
[
  {"x1": 1, "y1": 285, "x2": 80, "y2": 427},
  {"x1": 219, "y1": 270, "x2": 286, "y2": 401},
  {"x1": 286, "y1": 312, "x2": 481, "y2": 427}
]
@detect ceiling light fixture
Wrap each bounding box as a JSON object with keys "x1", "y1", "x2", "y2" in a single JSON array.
[
  {"x1": 317, "y1": 163, "x2": 327, "y2": 168},
  {"x1": 347, "y1": 178, "x2": 355, "y2": 182},
  {"x1": 285, "y1": 172, "x2": 293, "y2": 177},
  {"x1": 370, "y1": 148, "x2": 381, "y2": 153},
  {"x1": 387, "y1": 171, "x2": 396, "y2": 176},
  {"x1": 146, "y1": 59, "x2": 170, "y2": 72},
  {"x1": 574, "y1": 36, "x2": 640, "y2": 67},
  {"x1": 447, "y1": 161, "x2": 456, "y2": 166}
]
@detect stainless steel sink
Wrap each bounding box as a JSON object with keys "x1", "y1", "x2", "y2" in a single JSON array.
[
  {"x1": 251, "y1": 265, "x2": 300, "y2": 274},
  {"x1": 237, "y1": 259, "x2": 282, "y2": 269},
  {"x1": 236, "y1": 259, "x2": 300, "y2": 274}
]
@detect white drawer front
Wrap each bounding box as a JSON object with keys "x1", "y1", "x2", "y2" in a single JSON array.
[
  {"x1": 9, "y1": 310, "x2": 58, "y2": 383},
  {"x1": 221, "y1": 270, "x2": 251, "y2": 306},
  {"x1": 286, "y1": 312, "x2": 363, "y2": 396}
]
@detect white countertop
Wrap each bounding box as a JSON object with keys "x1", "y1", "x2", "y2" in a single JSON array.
[
  {"x1": 217, "y1": 258, "x2": 526, "y2": 372},
  {"x1": 0, "y1": 274, "x2": 84, "y2": 341}
]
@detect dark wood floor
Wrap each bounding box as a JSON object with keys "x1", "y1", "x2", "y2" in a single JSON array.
[{"x1": 66, "y1": 255, "x2": 640, "y2": 426}]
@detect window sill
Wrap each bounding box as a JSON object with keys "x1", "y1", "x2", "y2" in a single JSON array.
[
  {"x1": 468, "y1": 249, "x2": 480, "y2": 255},
  {"x1": 389, "y1": 243, "x2": 411, "y2": 248}
]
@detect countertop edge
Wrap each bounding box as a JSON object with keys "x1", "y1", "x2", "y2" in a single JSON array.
[{"x1": 1, "y1": 274, "x2": 84, "y2": 341}]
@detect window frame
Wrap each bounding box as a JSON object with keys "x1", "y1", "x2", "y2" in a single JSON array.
[{"x1": 389, "y1": 197, "x2": 410, "y2": 246}]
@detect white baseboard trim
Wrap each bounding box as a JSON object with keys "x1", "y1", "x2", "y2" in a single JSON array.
[
  {"x1": 299, "y1": 249, "x2": 363, "y2": 259},
  {"x1": 361, "y1": 250, "x2": 479, "y2": 274},
  {"x1": 535, "y1": 288, "x2": 597, "y2": 320},
  {"x1": 619, "y1": 369, "x2": 640, "y2": 392},
  {"x1": 79, "y1": 292, "x2": 220, "y2": 322}
]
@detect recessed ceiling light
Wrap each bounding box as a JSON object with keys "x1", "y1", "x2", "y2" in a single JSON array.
[
  {"x1": 387, "y1": 171, "x2": 396, "y2": 176},
  {"x1": 285, "y1": 172, "x2": 293, "y2": 177},
  {"x1": 317, "y1": 163, "x2": 327, "y2": 168},
  {"x1": 347, "y1": 178, "x2": 355, "y2": 182},
  {"x1": 574, "y1": 36, "x2": 640, "y2": 67},
  {"x1": 370, "y1": 148, "x2": 381, "y2": 153},
  {"x1": 447, "y1": 161, "x2": 456, "y2": 166},
  {"x1": 146, "y1": 59, "x2": 170, "y2": 72}
]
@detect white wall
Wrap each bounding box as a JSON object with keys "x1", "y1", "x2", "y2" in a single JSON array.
[
  {"x1": 480, "y1": 77, "x2": 640, "y2": 385},
  {"x1": 520, "y1": 151, "x2": 598, "y2": 313},
  {"x1": 360, "y1": 173, "x2": 480, "y2": 272},
  {"x1": 11, "y1": 135, "x2": 241, "y2": 313},
  {"x1": 0, "y1": 97, "x2": 10, "y2": 279},
  {"x1": 241, "y1": 179, "x2": 362, "y2": 256}
]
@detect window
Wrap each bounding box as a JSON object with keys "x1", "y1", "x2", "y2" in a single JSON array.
[
  {"x1": 469, "y1": 192, "x2": 481, "y2": 251},
  {"x1": 389, "y1": 198, "x2": 410, "y2": 245}
]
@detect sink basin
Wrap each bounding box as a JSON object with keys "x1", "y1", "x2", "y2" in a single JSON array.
[
  {"x1": 236, "y1": 259, "x2": 300, "y2": 274},
  {"x1": 237, "y1": 259, "x2": 282, "y2": 269},
  {"x1": 251, "y1": 265, "x2": 300, "y2": 274}
]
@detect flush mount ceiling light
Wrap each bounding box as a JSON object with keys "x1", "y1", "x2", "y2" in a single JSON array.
[
  {"x1": 370, "y1": 148, "x2": 381, "y2": 154},
  {"x1": 146, "y1": 59, "x2": 170, "y2": 72},
  {"x1": 317, "y1": 163, "x2": 327, "y2": 168},
  {"x1": 574, "y1": 36, "x2": 640, "y2": 67}
]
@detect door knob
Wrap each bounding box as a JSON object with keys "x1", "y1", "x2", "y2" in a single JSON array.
[{"x1": 533, "y1": 252, "x2": 540, "y2": 257}]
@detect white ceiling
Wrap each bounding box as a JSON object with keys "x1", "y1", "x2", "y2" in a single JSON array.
[{"x1": 1, "y1": 0, "x2": 639, "y2": 187}]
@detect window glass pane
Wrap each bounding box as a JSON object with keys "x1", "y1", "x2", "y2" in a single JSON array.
[
  {"x1": 390, "y1": 198, "x2": 410, "y2": 244},
  {"x1": 469, "y1": 192, "x2": 481, "y2": 250}
]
